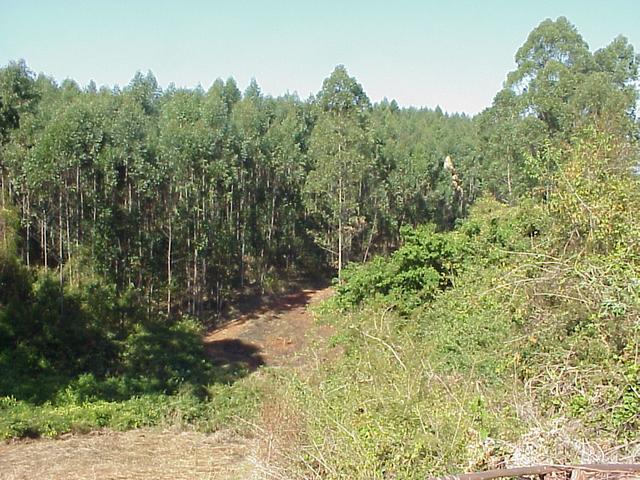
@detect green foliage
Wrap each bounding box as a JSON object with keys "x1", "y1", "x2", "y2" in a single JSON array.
[
  {"x1": 336, "y1": 224, "x2": 465, "y2": 311},
  {"x1": 335, "y1": 197, "x2": 544, "y2": 312},
  {"x1": 0, "y1": 378, "x2": 260, "y2": 439},
  {"x1": 304, "y1": 66, "x2": 377, "y2": 277},
  {"x1": 477, "y1": 17, "x2": 639, "y2": 201},
  {"x1": 546, "y1": 125, "x2": 640, "y2": 257},
  {"x1": 0, "y1": 257, "x2": 248, "y2": 394},
  {"x1": 120, "y1": 317, "x2": 213, "y2": 394},
  {"x1": 287, "y1": 147, "x2": 640, "y2": 476},
  {"x1": 0, "y1": 249, "x2": 31, "y2": 309},
  {"x1": 0, "y1": 60, "x2": 38, "y2": 142},
  {"x1": 0, "y1": 238, "x2": 259, "y2": 439}
]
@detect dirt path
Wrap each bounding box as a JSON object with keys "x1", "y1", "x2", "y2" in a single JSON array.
[
  {"x1": 204, "y1": 286, "x2": 334, "y2": 369},
  {"x1": 0, "y1": 285, "x2": 334, "y2": 480}
]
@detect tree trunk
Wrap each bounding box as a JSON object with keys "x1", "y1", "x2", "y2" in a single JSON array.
[
  {"x1": 43, "y1": 216, "x2": 48, "y2": 268},
  {"x1": 363, "y1": 210, "x2": 377, "y2": 263},
  {"x1": 59, "y1": 192, "x2": 64, "y2": 285},
  {"x1": 506, "y1": 156, "x2": 513, "y2": 201},
  {"x1": 0, "y1": 166, "x2": 5, "y2": 210},
  {"x1": 338, "y1": 175, "x2": 343, "y2": 281},
  {"x1": 167, "y1": 218, "x2": 172, "y2": 316},
  {"x1": 77, "y1": 165, "x2": 82, "y2": 244},
  {"x1": 193, "y1": 246, "x2": 198, "y2": 315},
  {"x1": 25, "y1": 195, "x2": 30, "y2": 267}
]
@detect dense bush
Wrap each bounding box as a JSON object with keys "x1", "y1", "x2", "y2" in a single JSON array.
[
  {"x1": 336, "y1": 225, "x2": 463, "y2": 311},
  {"x1": 335, "y1": 197, "x2": 544, "y2": 312},
  {"x1": 0, "y1": 380, "x2": 260, "y2": 439}
]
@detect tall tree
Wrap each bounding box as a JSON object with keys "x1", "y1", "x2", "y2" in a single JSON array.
[
  {"x1": 478, "y1": 17, "x2": 639, "y2": 201},
  {"x1": 305, "y1": 66, "x2": 375, "y2": 278}
]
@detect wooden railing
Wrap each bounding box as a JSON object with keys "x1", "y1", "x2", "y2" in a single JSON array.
[{"x1": 431, "y1": 463, "x2": 640, "y2": 480}]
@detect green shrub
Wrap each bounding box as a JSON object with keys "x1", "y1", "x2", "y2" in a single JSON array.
[
  {"x1": 0, "y1": 377, "x2": 261, "y2": 440},
  {"x1": 336, "y1": 224, "x2": 466, "y2": 311},
  {"x1": 335, "y1": 196, "x2": 545, "y2": 313}
]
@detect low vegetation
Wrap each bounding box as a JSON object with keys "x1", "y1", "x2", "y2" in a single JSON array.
[{"x1": 281, "y1": 126, "x2": 639, "y2": 478}]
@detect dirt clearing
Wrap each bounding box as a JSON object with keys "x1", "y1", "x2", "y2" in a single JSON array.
[{"x1": 204, "y1": 286, "x2": 334, "y2": 369}]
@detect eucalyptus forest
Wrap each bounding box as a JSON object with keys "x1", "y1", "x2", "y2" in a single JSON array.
[{"x1": 1, "y1": 17, "x2": 639, "y2": 479}]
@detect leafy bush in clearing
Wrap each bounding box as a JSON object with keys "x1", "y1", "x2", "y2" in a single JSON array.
[{"x1": 335, "y1": 197, "x2": 545, "y2": 312}]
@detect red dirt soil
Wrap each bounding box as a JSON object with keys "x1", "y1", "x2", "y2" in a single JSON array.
[{"x1": 204, "y1": 286, "x2": 334, "y2": 369}]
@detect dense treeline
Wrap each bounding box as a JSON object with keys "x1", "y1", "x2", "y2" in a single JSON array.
[
  {"x1": 478, "y1": 17, "x2": 639, "y2": 200},
  {"x1": 0, "y1": 64, "x2": 477, "y2": 318},
  {"x1": 2, "y1": 18, "x2": 636, "y2": 319}
]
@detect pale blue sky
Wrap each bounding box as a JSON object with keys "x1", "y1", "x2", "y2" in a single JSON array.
[{"x1": 1, "y1": 0, "x2": 639, "y2": 114}]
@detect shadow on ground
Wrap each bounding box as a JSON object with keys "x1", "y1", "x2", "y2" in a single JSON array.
[
  {"x1": 203, "y1": 280, "x2": 334, "y2": 369},
  {"x1": 234, "y1": 289, "x2": 314, "y2": 322},
  {"x1": 218, "y1": 278, "x2": 330, "y2": 325},
  {"x1": 205, "y1": 338, "x2": 265, "y2": 371}
]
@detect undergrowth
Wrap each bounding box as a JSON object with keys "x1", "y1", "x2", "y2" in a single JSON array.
[
  {"x1": 282, "y1": 129, "x2": 640, "y2": 479},
  {"x1": 0, "y1": 379, "x2": 260, "y2": 439},
  {"x1": 0, "y1": 218, "x2": 261, "y2": 440}
]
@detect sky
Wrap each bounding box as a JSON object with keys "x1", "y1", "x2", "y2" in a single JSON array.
[{"x1": 1, "y1": 0, "x2": 639, "y2": 115}]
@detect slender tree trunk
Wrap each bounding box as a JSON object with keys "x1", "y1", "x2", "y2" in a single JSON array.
[
  {"x1": 59, "y1": 192, "x2": 63, "y2": 285},
  {"x1": 193, "y1": 246, "x2": 198, "y2": 315},
  {"x1": 186, "y1": 235, "x2": 192, "y2": 314},
  {"x1": 138, "y1": 241, "x2": 143, "y2": 288},
  {"x1": 363, "y1": 210, "x2": 377, "y2": 262},
  {"x1": 0, "y1": 166, "x2": 5, "y2": 210},
  {"x1": 77, "y1": 165, "x2": 82, "y2": 244},
  {"x1": 65, "y1": 187, "x2": 71, "y2": 263},
  {"x1": 506, "y1": 156, "x2": 513, "y2": 201},
  {"x1": 240, "y1": 228, "x2": 246, "y2": 288},
  {"x1": 201, "y1": 256, "x2": 206, "y2": 317},
  {"x1": 167, "y1": 218, "x2": 172, "y2": 316},
  {"x1": 25, "y1": 194, "x2": 30, "y2": 267},
  {"x1": 128, "y1": 180, "x2": 132, "y2": 213},
  {"x1": 268, "y1": 187, "x2": 276, "y2": 242},
  {"x1": 92, "y1": 176, "x2": 97, "y2": 258},
  {"x1": 43, "y1": 216, "x2": 48, "y2": 268},
  {"x1": 338, "y1": 175, "x2": 343, "y2": 281}
]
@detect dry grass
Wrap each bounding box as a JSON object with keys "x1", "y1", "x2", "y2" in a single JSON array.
[
  {"x1": 507, "y1": 417, "x2": 640, "y2": 468},
  {"x1": 246, "y1": 397, "x2": 305, "y2": 480},
  {"x1": 0, "y1": 428, "x2": 254, "y2": 480}
]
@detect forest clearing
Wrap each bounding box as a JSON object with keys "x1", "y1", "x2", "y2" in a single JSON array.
[{"x1": 1, "y1": 9, "x2": 639, "y2": 480}]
